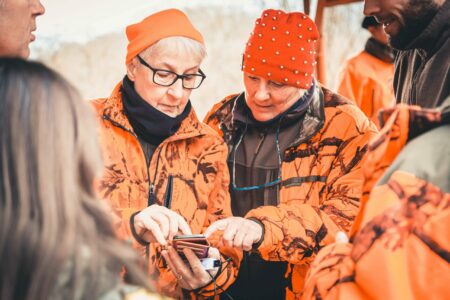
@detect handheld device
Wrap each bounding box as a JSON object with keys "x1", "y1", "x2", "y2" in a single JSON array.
[{"x1": 172, "y1": 234, "x2": 209, "y2": 259}]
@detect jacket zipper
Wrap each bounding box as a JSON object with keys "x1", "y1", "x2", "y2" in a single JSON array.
[{"x1": 103, "y1": 114, "x2": 161, "y2": 263}]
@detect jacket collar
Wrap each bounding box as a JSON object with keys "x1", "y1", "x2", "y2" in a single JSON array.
[
  {"x1": 102, "y1": 83, "x2": 205, "y2": 142},
  {"x1": 365, "y1": 37, "x2": 394, "y2": 63},
  {"x1": 217, "y1": 81, "x2": 325, "y2": 148},
  {"x1": 404, "y1": 0, "x2": 450, "y2": 54}
]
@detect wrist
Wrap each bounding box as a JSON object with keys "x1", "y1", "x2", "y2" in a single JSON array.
[
  {"x1": 247, "y1": 217, "x2": 265, "y2": 250},
  {"x1": 130, "y1": 211, "x2": 149, "y2": 246}
]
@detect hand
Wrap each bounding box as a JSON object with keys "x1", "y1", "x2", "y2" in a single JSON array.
[
  {"x1": 162, "y1": 247, "x2": 221, "y2": 290},
  {"x1": 335, "y1": 231, "x2": 349, "y2": 243},
  {"x1": 133, "y1": 205, "x2": 192, "y2": 245},
  {"x1": 204, "y1": 217, "x2": 263, "y2": 251}
]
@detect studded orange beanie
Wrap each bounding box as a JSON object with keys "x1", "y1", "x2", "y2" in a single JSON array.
[
  {"x1": 125, "y1": 9, "x2": 204, "y2": 64},
  {"x1": 242, "y1": 9, "x2": 320, "y2": 89}
]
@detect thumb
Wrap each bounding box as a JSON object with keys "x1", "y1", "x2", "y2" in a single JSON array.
[{"x1": 204, "y1": 219, "x2": 229, "y2": 238}]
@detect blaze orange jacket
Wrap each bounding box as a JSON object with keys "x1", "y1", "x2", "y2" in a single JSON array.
[
  {"x1": 337, "y1": 50, "x2": 395, "y2": 129},
  {"x1": 91, "y1": 87, "x2": 240, "y2": 299},
  {"x1": 204, "y1": 86, "x2": 378, "y2": 299},
  {"x1": 303, "y1": 101, "x2": 450, "y2": 300}
]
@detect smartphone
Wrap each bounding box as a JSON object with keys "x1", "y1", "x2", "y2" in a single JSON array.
[{"x1": 172, "y1": 234, "x2": 209, "y2": 259}]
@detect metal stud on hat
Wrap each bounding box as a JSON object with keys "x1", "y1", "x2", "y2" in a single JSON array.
[{"x1": 242, "y1": 8, "x2": 319, "y2": 89}]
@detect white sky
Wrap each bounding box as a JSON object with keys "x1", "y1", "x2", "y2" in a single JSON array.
[{"x1": 33, "y1": 0, "x2": 316, "y2": 51}]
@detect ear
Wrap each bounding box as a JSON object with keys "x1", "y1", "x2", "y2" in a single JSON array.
[{"x1": 126, "y1": 58, "x2": 138, "y2": 82}]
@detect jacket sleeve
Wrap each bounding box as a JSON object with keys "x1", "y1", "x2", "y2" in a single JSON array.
[
  {"x1": 245, "y1": 112, "x2": 378, "y2": 266},
  {"x1": 302, "y1": 170, "x2": 450, "y2": 299},
  {"x1": 195, "y1": 135, "x2": 242, "y2": 298}
]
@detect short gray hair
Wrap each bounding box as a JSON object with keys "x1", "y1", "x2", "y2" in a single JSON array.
[{"x1": 140, "y1": 36, "x2": 207, "y2": 64}]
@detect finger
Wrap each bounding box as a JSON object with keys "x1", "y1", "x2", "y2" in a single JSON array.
[
  {"x1": 175, "y1": 214, "x2": 192, "y2": 235},
  {"x1": 233, "y1": 227, "x2": 247, "y2": 249},
  {"x1": 223, "y1": 222, "x2": 239, "y2": 248},
  {"x1": 166, "y1": 248, "x2": 194, "y2": 283},
  {"x1": 139, "y1": 217, "x2": 167, "y2": 245},
  {"x1": 242, "y1": 234, "x2": 255, "y2": 251},
  {"x1": 183, "y1": 248, "x2": 208, "y2": 278},
  {"x1": 207, "y1": 247, "x2": 221, "y2": 259},
  {"x1": 151, "y1": 213, "x2": 170, "y2": 240},
  {"x1": 167, "y1": 212, "x2": 178, "y2": 241},
  {"x1": 160, "y1": 250, "x2": 186, "y2": 286},
  {"x1": 159, "y1": 209, "x2": 180, "y2": 241},
  {"x1": 204, "y1": 219, "x2": 229, "y2": 238}
]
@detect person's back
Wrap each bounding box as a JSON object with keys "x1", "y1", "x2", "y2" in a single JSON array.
[{"x1": 0, "y1": 58, "x2": 163, "y2": 300}]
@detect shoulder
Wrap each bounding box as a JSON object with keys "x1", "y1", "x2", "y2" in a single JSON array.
[
  {"x1": 322, "y1": 87, "x2": 377, "y2": 134},
  {"x1": 90, "y1": 96, "x2": 114, "y2": 116},
  {"x1": 204, "y1": 93, "x2": 240, "y2": 125}
]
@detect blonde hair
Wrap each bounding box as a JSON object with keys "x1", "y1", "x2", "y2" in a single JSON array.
[{"x1": 0, "y1": 58, "x2": 149, "y2": 299}]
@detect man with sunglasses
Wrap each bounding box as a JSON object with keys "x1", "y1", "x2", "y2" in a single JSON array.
[
  {"x1": 91, "y1": 9, "x2": 239, "y2": 299},
  {"x1": 204, "y1": 9, "x2": 378, "y2": 299}
]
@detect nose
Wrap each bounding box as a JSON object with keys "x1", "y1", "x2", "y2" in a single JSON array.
[
  {"x1": 363, "y1": 0, "x2": 380, "y2": 16},
  {"x1": 167, "y1": 78, "x2": 184, "y2": 100},
  {"x1": 254, "y1": 82, "x2": 270, "y2": 102},
  {"x1": 33, "y1": 1, "x2": 46, "y2": 16}
]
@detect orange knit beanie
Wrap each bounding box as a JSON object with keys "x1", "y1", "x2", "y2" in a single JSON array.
[
  {"x1": 125, "y1": 9, "x2": 204, "y2": 64},
  {"x1": 242, "y1": 9, "x2": 320, "y2": 89}
]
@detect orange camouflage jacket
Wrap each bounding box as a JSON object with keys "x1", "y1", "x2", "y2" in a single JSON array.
[
  {"x1": 91, "y1": 87, "x2": 240, "y2": 299},
  {"x1": 204, "y1": 85, "x2": 378, "y2": 299},
  {"x1": 303, "y1": 100, "x2": 450, "y2": 299}
]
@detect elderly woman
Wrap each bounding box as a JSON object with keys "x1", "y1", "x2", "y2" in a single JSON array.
[
  {"x1": 0, "y1": 58, "x2": 162, "y2": 300},
  {"x1": 204, "y1": 9, "x2": 378, "y2": 299},
  {"x1": 91, "y1": 9, "x2": 238, "y2": 299}
]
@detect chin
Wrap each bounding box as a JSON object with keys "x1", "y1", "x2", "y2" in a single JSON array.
[{"x1": 253, "y1": 114, "x2": 275, "y2": 122}]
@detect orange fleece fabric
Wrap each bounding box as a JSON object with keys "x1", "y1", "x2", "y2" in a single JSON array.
[{"x1": 125, "y1": 8, "x2": 204, "y2": 64}]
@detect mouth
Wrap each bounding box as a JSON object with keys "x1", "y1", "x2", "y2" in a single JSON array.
[
  {"x1": 30, "y1": 28, "x2": 37, "y2": 42},
  {"x1": 377, "y1": 16, "x2": 397, "y2": 35}
]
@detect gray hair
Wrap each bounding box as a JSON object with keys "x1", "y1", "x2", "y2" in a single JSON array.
[{"x1": 140, "y1": 36, "x2": 207, "y2": 64}]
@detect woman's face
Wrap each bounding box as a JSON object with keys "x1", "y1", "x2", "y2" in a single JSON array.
[
  {"x1": 127, "y1": 49, "x2": 202, "y2": 117},
  {"x1": 243, "y1": 73, "x2": 303, "y2": 122}
]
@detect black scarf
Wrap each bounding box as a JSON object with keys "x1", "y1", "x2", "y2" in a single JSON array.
[
  {"x1": 365, "y1": 37, "x2": 395, "y2": 64},
  {"x1": 233, "y1": 81, "x2": 316, "y2": 129},
  {"x1": 121, "y1": 76, "x2": 191, "y2": 145}
]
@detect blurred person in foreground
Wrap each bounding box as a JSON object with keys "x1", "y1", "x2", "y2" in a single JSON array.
[
  {"x1": 0, "y1": 0, "x2": 45, "y2": 58},
  {"x1": 91, "y1": 9, "x2": 239, "y2": 299},
  {"x1": 0, "y1": 57, "x2": 165, "y2": 300},
  {"x1": 302, "y1": 0, "x2": 450, "y2": 298},
  {"x1": 337, "y1": 16, "x2": 395, "y2": 128},
  {"x1": 203, "y1": 9, "x2": 378, "y2": 299}
]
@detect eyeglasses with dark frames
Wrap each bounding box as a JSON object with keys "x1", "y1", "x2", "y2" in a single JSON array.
[{"x1": 137, "y1": 55, "x2": 206, "y2": 90}]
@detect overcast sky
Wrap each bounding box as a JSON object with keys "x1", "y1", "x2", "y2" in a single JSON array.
[{"x1": 33, "y1": 0, "x2": 316, "y2": 50}]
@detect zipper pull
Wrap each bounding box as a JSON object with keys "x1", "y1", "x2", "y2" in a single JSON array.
[{"x1": 148, "y1": 183, "x2": 155, "y2": 206}]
